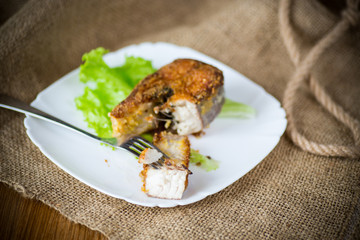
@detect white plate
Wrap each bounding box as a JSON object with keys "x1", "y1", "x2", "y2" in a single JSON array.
[{"x1": 24, "y1": 42, "x2": 286, "y2": 207}]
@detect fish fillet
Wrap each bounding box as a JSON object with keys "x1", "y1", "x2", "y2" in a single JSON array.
[
  {"x1": 110, "y1": 58, "x2": 224, "y2": 144},
  {"x1": 139, "y1": 132, "x2": 190, "y2": 199}
]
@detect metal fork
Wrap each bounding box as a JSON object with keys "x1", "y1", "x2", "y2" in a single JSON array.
[
  {"x1": 121, "y1": 136, "x2": 169, "y2": 169},
  {"x1": 0, "y1": 94, "x2": 166, "y2": 169}
]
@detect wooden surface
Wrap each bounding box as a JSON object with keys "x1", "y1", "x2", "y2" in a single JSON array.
[
  {"x1": 0, "y1": 1, "x2": 345, "y2": 239},
  {"x1": 0, "y1": 183, "x2": 106, "y2": 240}
]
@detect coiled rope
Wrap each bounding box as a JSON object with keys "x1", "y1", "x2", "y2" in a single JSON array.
[{"x1": 279, "y1": 0, "x2": 360, "y2": 158}]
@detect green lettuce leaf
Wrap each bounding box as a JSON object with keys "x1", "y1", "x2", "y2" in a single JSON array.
[
  {"x1": 113, "y1": 56, "x2": 157, "y2": 87},
  {"x1": 140, "y1": 133, "x2": 154, "y2": 142},
  {"x1": 75, "y1": 47, "x2": 156, "y2": 138},
  {"x1": 190, "y1": 149, "x2": 219, "y2": 172},
  {"x1": 218, "y1": 98, "x2": 256, "y2": 118}
]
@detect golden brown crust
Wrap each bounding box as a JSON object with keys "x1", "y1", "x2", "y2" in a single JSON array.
[
  {"x1": 141, "y1": 131, "x2": 191, "y2": 194},
  {"x1": 154, "y1": 132, "x2": 190, "y2": 192},
  {"x1": 138, "y1": 148, "x2": 148, "y2": 164},
  {"x1": 153, "y1": 131, "x2": 190, "y2": 169},
  {"x1": 110, "y1": 59, "x2": 223, "y2": 118},
  {"x1": 139, "y1": 165, "x2": 149, "y2": 193}
]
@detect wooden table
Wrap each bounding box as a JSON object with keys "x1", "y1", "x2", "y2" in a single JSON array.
[{"x1": 0, "y1": 183, "x2": 105, "y2": 239}]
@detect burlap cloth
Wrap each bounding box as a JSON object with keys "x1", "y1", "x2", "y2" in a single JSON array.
[{"x1": 1, "y1": 0, "x2": 360, "y2": 239}]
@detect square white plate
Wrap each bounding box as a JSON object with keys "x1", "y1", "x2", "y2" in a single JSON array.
[{"x1": 24, "y1": 42, "x2": 286, "y2": 207}]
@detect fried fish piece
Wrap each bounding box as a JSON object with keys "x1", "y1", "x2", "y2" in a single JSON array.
[
  {"x1": 110, "y1": 58, "x2": 224, "y2": 144},
  {"x1": 138, "y1": 148, "x2": 163, "y2": 164},
  {"x1": 139, "y1": 132, "x2": 190, "y2": 200}
]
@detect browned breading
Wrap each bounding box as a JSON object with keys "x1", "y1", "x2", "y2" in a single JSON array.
[
  {"x1": 111, "y1": 59, "x2": 223, "y2": 118},
  {"x1": 152, "y1": 131, "x2": 190, "y2": 169},
  {"x1": 140, "y1": 132, "x2": 191, "y2": 199},
  {"x1": 110, "y1": 58, "x2": 224, "y2": 143}
]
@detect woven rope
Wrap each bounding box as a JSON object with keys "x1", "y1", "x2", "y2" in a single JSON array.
[{"x1": 279, "y1": 0, "x2": 360, "y2": 158}]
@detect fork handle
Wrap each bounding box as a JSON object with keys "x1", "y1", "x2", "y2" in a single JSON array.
[{"x1": 0, "y1": 94, "x2": 101, "y2": 141}]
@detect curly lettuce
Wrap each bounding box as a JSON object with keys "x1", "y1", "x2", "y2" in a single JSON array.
[
  {"x1": 219, "y1": 98, "x2": 256, "y2": 118},
  {"x1": 190, "y1": 149, "x2": 219, "y2": 172},
  {"x1": 75, "y1": 47, "x2": 156, "y2": 138}
]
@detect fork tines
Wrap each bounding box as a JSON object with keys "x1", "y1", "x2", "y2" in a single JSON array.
[{"x1": 120, "y1": 136, "x2": 168, "y2": 169}]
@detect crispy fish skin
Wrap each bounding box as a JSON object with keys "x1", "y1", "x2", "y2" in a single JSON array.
[
  {"x1": 139, "y1": 132, "x2": 190, "y2": 200},
  {"x1": 110, "y1": 58, "x2": 224, "y2": 143}
]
